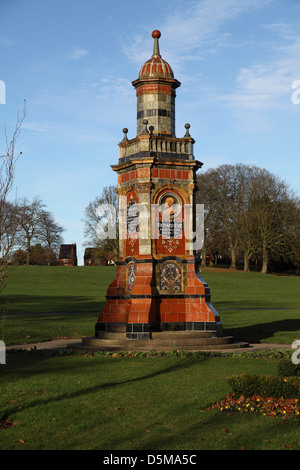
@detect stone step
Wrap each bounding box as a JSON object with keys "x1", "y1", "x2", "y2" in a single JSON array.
[
  {"x1": 77, "y1": 338, "x2": 249, "y2": 352},
  {"x1": 83, "y1": 337, "x2": 228, "y2": 348},
  {"x1": 81, "y1": 335, "x2": 245, "y2": 349},
  {"x1": 151, "y1": 331, "x2": 216, "y2": 340}
]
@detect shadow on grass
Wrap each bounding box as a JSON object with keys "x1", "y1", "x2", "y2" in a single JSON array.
[
  {"x1": 0, "y1": 294, "x2": 105, "y2": 314},
  {"x1": 127, "y1": 406, "x2": 300, "y2": 451},
  {"x1": 224, "y1": 319, "x2": 300, "y2": 343},
  {"x1": 215, "y1": 299, "x2": 300, "y2": 309},
  {"x1": 1, "y1": 356, "x2": 204, "y2": 421}
]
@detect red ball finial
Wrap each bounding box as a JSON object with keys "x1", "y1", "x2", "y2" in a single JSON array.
[{"x1": 152, "y1": 30, "x2": 161, "y2": 39}]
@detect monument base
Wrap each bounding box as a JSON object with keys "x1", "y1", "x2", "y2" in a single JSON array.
[
  {"x1": 78, "y1": 323, "x2": 249, "y2": 352},
  {"x1": 78, "y1": 261, "x2": 250, "y2": 351},
  {"x1": 95, "y1": 320, "x2": 223, "y2": 340}
]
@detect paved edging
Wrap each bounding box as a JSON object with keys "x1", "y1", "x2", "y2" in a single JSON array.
[
  {"x1": 5, "y1": 338, "x2": 293, "y2": 353},
  {"x1": 6, "y1": 338, "x2": 83, "y2": 351}
]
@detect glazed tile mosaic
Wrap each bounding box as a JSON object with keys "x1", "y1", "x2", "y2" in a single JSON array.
[{"x1": 160, "y1": 262, "x2": 182, "y2": 291}]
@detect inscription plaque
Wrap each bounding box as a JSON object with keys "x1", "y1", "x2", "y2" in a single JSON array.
[
  {"x1": 158, "y1": 219, "x2": 183, "y2": 238},
  {"x1": 127, "y1": 200, "x2": 139, "y2": 233}
]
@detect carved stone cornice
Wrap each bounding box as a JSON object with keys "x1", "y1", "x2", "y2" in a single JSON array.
[{"x1": 135, "y1": 181, "x2": 153, "y2": 193}]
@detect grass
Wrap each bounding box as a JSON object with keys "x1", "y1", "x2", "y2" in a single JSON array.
[
  {"x1": 2, "y1": 312, "x2": 98, "y2": 345},
  {"x1": 1, "y1": 265, "x2": 116, "y2": 314},
  {"x1": 1, "y1": 351, "x2": 300, "y2": 451},
  {"x1": 201, "y1": 267, "x2": 300, "y2": 345},
  {"x1": 1, "y1": 266, "x2": 299, "y2": 346},
  {"x1": 0, "y1": 266, "x2": 116, "y2": 345}
]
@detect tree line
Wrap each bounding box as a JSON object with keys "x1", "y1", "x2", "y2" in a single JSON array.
[
  {"x1": 4, "y1": 196, "x2": 64, "y2": 266},
  {"x1": 83, "y1": 164, "x2": 300, "y2": 274},
  {"x1": 196, "y1": 164, "x2": 300, "y2": 273},
  {"x1": 82, "y1": 185, "x2": 118, "y2": 265}
]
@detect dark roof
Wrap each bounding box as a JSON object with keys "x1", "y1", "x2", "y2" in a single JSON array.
[
  {"x1": 84, "y1": 247, "x2": 99, "y2": 260},
  {"x1": 59, "y1": 244, "x2": 77, "y2": 258}
]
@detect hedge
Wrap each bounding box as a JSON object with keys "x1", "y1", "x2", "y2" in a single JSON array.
[
  {"x1": 277, "y1": 359, "x2": 300, "y2": 377},
  {"x1": 228, "y1": 374, "x2": 300, "y2": 399}
]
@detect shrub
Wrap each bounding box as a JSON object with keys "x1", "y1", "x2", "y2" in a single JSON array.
[
  {"x1": 228, "y1": 374, "x2": 300, "y2": 399},
  {"x1": 277, "y1": 359, "x2": 300, "y2": 377}
]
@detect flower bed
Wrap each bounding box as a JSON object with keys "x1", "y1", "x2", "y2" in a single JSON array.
[
  {"x1": 6, "y1": 347, "x2": 295, "y2": 359},
  {"x1": 208, "y1": 372, "x2": 300, "y2": 419},
  {"x1": 208, "y1": 393, "x2": 299, "y2": 419}
]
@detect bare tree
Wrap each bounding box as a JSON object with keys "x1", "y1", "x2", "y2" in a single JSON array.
[
  {"x1": 14, "y1": 196, "x2": 64, "y2": 266},
  {"x1": 288, "y1": 198, "x2": 300, "y2": 273},
  {"x1": 250, "y1": 170, "x2": 299, "y2": 273},
  {"x1": 238, "y1": 200, "x2": 258, "y2": 272},
  {"x1": 0, "y1": 101, "x2": 26, "y2": 290},
  {"x1": 236, "y1": 165, "x2": 261, "y2": 271},
  {"x1": 83, "y1": 185, "x2": 119, "y2": 263},
  {"x1": 15, "y1": 196, "x2": 46, "y2": 265},
  {"x1": 197, "y1": 164, "x2": 250, "y2": 269},
  {"x1": 197, "y1": 163, "x2": 300, "y2": 273},
  {"x1": 39, "y1": 210, "x2": 64, "y2": 265},
  {"x1": 196, "y1": 170, "x2": 225, "y2": 266}
]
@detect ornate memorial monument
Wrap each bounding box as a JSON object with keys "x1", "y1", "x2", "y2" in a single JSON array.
[{"x1": 82, "y1": 31, "x2": 247, "y2": 351}]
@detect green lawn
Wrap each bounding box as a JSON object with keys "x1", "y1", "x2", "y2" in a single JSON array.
[
  {"x1": 1, "y1": 266, "x2": 299, "y2": 346},
  {"x1": 207, "y1": 270, "x2": 299, "y2": 308},
  {"x1": 1, "y1": 265, "x2": 117, "y2": 314},
  {"x1": 1, "y1": 352, "x2": 299, "y2": 451},
  {"x1": 201, "y1": 268, "x2": 300, "y2": 345}
]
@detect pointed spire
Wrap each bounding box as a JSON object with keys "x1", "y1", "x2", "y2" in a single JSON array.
[{"x1": 152, "y1": 30, "x2": 161, "y2": 57}]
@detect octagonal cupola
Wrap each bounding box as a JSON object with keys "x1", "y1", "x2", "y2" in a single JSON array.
[
  {"x1": 138, "y1": 30, "x2": 174, "y2": 79},
  {"x1": 132, "y1": 30, "x2": 181, "y2": 136}
]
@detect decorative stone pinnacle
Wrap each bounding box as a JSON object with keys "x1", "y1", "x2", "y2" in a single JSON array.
[
  {"x1": 184, "y1": 123, "x2": 191, "y2": 137},
  {"x1": 122, "y1": 128, "x2": 128, "y2": 142},
  {"x1": 152, "y1": 30, "x2": 161, "y2": 57},
  {"x1": 142, "y1": 119, "x2": 149, "y2": 134}
]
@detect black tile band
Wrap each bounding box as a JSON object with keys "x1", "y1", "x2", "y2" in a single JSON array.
[
  {"x1": 117, "y1": 256, "x2": 197, "y2": 265},
  {"x1": 106, "y1": 294, "x2": 207, "y2": 299}
]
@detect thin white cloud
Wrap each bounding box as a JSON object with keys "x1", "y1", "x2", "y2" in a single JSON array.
[
  {"x1": 122, "y1": 0, "x2": 292, "y2": 114},
  {"x1": 216, "y1": 37, "x2": 300, "y2": 110},
  {"x1": 262, "y1": 22, "x2": 295, "y2": 39},
  {"x1": 96, "y1": 76, "x2": 134, "y2": 103},
  {"x1": 69, "y1": 48, "x2": 90, "y2": 59},
  {"x1": 22, "y1": 121, "x2": 53, "y2": 133},
  {"x1": 123, "y1": 0, "x2": 274, "y2": 69},
  {"x1": 22, "y1": 118, "x2": 117, "y2": 144}
]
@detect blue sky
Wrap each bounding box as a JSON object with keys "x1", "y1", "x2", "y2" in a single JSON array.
[{"x1": 1, "y1": 0, "x2": 300, "y2": 264}]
